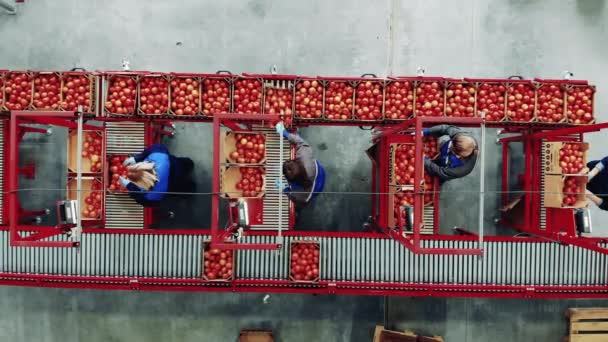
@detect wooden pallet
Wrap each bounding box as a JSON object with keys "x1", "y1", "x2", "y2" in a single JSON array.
[
  {"x1": 373, "y1": 326, "x2": 444, "y2": 342},
  {"x1": 565, "y1": 308, "x2": 608, "y2": 342}
]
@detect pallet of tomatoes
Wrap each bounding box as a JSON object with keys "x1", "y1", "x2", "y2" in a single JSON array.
[
  {"x1": 67, "y1": 177, "x2": 104, "y2": 220},
  {"x1": 107, "y1": 155, "x2": 129, "y2": 192},
  {"x1": 289, "y1": 241, "x2": 320, "y2": 283},
  {"x1": 202, "y1": 242, "x2": 235, "y2": 281},
  {"x1": 67, "y1": 130, "x2": 104, "y2": 173},
  {"x1": 544, "y1": 175, "x2": 587, "y2": 209}
]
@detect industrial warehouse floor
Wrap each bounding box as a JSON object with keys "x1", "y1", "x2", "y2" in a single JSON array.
[{"x1": 4, "y1": 0, "x2": 608, "y2": 341}]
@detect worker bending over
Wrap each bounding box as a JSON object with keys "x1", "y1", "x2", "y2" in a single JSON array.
[
  {"x1": 119, "y1": 144, "x2": 194, "y2": 206},
  {"x1": 274, "y1": 122, "x2": 326, "y2": 209},
  {"x1": 422, "y1": 125, "x2": 479, "y2": 182},
  {"x1": 585, "y1": 156, "x2": 608, "y2": 211}
]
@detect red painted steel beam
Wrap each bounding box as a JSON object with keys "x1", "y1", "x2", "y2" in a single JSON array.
[{"x1": 532, "y1": 122, "x2": 608, "y2": 139}]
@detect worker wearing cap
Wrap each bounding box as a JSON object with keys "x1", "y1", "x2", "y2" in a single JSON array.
[
  {"x1": 585, "y1": 156, "x2": 608, "y2": 211},
  {"x1": 274, "y1": 122, "x2": 326, "y2": 208},
  {"x1": 422, "y1": 125, "x2": 479, "y2": 182},
  {"x1": 119, "y1": 144, "x2": 194, "y2": 206}
]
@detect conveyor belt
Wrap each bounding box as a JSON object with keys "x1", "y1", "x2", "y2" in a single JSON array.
[
  {"x1": 0, "y1": 121, "x2": 4, "y2": 224},
  {"x1": 249, "y1": 125, "x2": 290, "y2": 230},
  {"x1": 1, "y1": 231, "x2": 605, "y2": 286},
  {"x1": 104, "y1": 122, "x2": 145, "y2": 229}
]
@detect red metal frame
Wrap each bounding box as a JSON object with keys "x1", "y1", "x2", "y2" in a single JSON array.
[
  {"x1": 210, "y1": 113, "x2": 283, "y2": 250},
  {"x1": 7, "y1": 111, "x2": 86, "y2": 247}
]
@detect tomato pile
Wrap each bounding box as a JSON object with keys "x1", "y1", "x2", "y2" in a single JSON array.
[
  {"x1": 105, "y1": 76, "x2": 136, "y2": 115},
  {"x1": 446, "y1": 83, "x2": 475, "y2": 117},
  {"x1": 536, "y1": 84, "x2": 564, "y2": 123},
  {"x1": 562, "y1": 177, "x2": 581, "y2": 207},
  {"x1": 108, "y1": 155, "x2": 128, "y2": 192},
  {"x1": 235, "y1": 167, "x2": 264, "y2": 197},
  {"x1": 61, "y1": 74, "x2": 93, "y2": 111},
  {"x1": 566, "y1": 86, "x2": 594, "y2": 124},
  {"x1": 354, "y1": 81, "x2": 383, "y2": 121},
  {"x1": 264, "y1": 87, "x2": 293, "y2": 117},
  {"x1": 559, "y1": 143, "x2": 585, "y2": 174},
  {"x1": 324, "y1": 81, "x2": 354, "y2": 120},
  {"x1": 4, "y1": 72, "x2": 33, "y2": 110},
  {"x1": 203, "y1": 247, "x2": 234, "y2": 281},
  {"x1": 32, "y1": 73, "x2": 60, "y2": 110},
  {"x1": 415, "y1": 82, "x2": 444, "y2": 117},
  {"x1": 139, "y1": 76, "x2": 169, "y2": 115},
  {"x1": 290, "y1": 242, "x2": 320, "y2": 282},
  {"x1": 233, "y1": 78, "x2": 262, "y2": 114},
  {"x1": 384, "y1": 81, "x2": 413, "y2": 120},
  {"x1": 422, "y1": 136, "x2": 438, "y2": 158},
  {"x1": 229, "y1": 133, "x2": 266, "y2": 164},
  {"x1": 294, "y1": 79, "x2": 323, "y2": 119},
  {"x1": 82, "y1": 180, "x2": 103, "y2": 219},
  {"x1": 506, "y1": 83, "x2": 535, "y2": 122},
  {"x1": 394, "y1": 144, "x2": 416, "y2": 185},
  {"x1": 0, "y1": 74, "x2": 4, "y2": 108},
  {"x1": 170, "y1": 77, "x2": 200, "y2": 116},
  {"x1": 202, "y1": 78, "x2": 230, "y2": 116},
  {"x1": 81, "y1": 132, "x2": 103, "y2": 172},
  {"x1": 476, "y1": 83, "x2": 506, "y2": 121}
]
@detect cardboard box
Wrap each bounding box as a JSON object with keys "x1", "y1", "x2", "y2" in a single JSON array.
[
  {"x1": 543, "y1": 142, "x2": 588, "y2": 175},
  {"x1": 67, "y1": 129, "x2": 105, "y2": 173},
  {"x1": 239, "y1": 330, "x2": 274, "y2": 342},
  {"x1": 66, "y1": 177, "x2": 104, "y2": 220},
  {"x1": 222, "y1": 131, "x2": 267, "y2": 165},
  {"x1": 289, "y1": 240, "x2": 320, "y2": 283},
  {"x1": 220, "y1": 166, "x2": 266, "y2": 199},
  {"x1": 201, "y1": 241, "x2": 236, "y2": 282},
  {"x1": 373, "y1": 326, "x2": 444, "y2": 342},
  {"x1": 543, "y1": 175, "x2": 587, "y2": 208}
]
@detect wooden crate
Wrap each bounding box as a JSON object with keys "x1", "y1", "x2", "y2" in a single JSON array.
[
  {"x1": 373, "y1": 326, "x2": 444, "y2": 342},
  {"x1": 566, "y1": 308, "x2": 608, "y2": 342}
]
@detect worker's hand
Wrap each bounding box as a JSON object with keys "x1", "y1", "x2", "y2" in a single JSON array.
[
  {"x1": 581, "y1": 167, "x2": 590, "y2": 174},
  {"x1": 275, "y1": 122, "x2": 286, "y2": 136},
  {"x1": 119, "y1": 176, "x2": 130, "y2": 188},
  {"x1": 123, "y1": 157, "x2": 136, "y2": 166},
  {"x1": 274, "y1": 179, "x2": 288, "y2": 191}
]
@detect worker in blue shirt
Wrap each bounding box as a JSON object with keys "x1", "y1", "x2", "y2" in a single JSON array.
[
  {"x1": 119, "y1": 144, "x2": 194, "y2": 207},
  {"x1": 274, "y1": 122, "x2": 326, "y2": 208},
  {"x1": 422, "y1": 125, "x2": 479, "y2": 182},
  {"x1": 585, "y1": 156, "x2": 608, "y2": 211}
]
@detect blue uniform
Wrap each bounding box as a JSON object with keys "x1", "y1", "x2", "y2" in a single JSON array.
[
  {"x1": 126, "y1": 144, "x2": 194, "y2": 206},
  {"x1": 587, "y1": 156, "x2": 608, "y2": 211}
]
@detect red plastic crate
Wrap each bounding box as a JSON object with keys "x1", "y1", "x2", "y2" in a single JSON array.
[
  {"x1": 505, "y1": 78, "x2": 535, "y2": 123},
  {"x1": 30, "y1": 71, "x2": 62, "y2": 110},
  {"x1": 464, "y1": 78, "x2": 508, "y2": 122},
  {"x1": 202, "y1": 242, "x2": 235, "y2": 281},
  {"x1": 137, "y1": 73, "x2": 170, "y2": 116},
  {"x1": 384, "y1": 78, "x2": 414, "y2": 120},
  {"x1": 533, "y1": 79, "x2": 566, "y2": 124},
  {"x1": 294, "y1": 77, "x2": 323, "y2": 120},
  {"x1": 319, "y1": 77, "x2": 356, "y2": 121},
  {"x1": 444, "y1": 79, "x2": 476, "y2": 118},
  {"x1": 101, "y1": 71, "x2": 142, "y2": 116},
  {"x1": 353, "y1": 76, "x2": 384, "y2": 122},
  {"x1": 60, "y1": 71, "x2": 98, "y2": 114},
  {"x1": 169, "y1": 73, "x2": 203, "y2": 116},
  {"x1": 401, "y1": 77, "x2": 445, "y2": 117},
  {"x1": 233, "y1": 74, "x2": 264, "y2": 115},
  {"x1": 3, "y1": 71, "x2": 33, "y2": 111},
  {"x1": 565, "y1": 82, "x2": 595, "y2": 125},
  {"x1": 289, "y1": 240, "x2": 320, "y2": 283},
  {"x1": 201, "y1": 71, "x2": 234, "y2": 116}
]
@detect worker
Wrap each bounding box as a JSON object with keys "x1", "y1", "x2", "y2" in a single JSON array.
[
  {"x1": 422, "y1": 125, "x2": 479, "y2": 182},
  {"x1": 119, "y1": 144, "x2": 194, "y2": 207},
  {"x1": 585, "y1": 156, "x2": 608, "y2": 211},
  {"x1": 274, "y1": 122, "x2": 326, "y2": 209}
]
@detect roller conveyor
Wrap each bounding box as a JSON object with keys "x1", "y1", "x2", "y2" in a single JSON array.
[
  {"x1": 104, "y1": 122, "x2": 145, "y2": 229},
  {"x1": 248, "y1": 125, "x2": 290, "y2": 230},
  {"x1": 1, "y1": 230, "x2": 606, "y2": 287}
]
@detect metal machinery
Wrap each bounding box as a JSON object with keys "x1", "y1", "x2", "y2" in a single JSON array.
[{"x1": 0, "y1": 70, "x2": 607, "y2": 298}]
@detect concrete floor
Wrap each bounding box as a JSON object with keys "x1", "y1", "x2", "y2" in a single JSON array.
[{"x1": 3, "y1": 0, "x2": 608, "y2": 341}]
